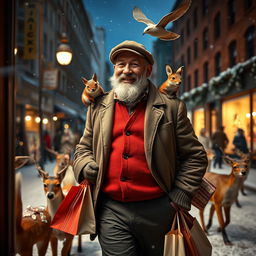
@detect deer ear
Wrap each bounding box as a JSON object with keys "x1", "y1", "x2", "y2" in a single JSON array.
[
  {"x1": 57, "y1": 168, "x2": 67, "y2": 181},
  {"x1": 92, "y1": 73, "x2": 97, "y2": 81},
  {"x1": 176, "y1": 66, "x2": 184, "y2": 75},
  {"x1": 165, "y1": 65, "x2": 173, "y2": 75},
  {"x1": 82, "y1": 77, "x2": 88, "y2": 84}
]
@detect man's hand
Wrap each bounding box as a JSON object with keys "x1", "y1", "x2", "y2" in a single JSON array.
[
  {"x1": 82, "y1": 162, "x2": 99, "y2": 184},
  {"x1": 170, "y1": 201, "x2": 188, "y2": 212}
]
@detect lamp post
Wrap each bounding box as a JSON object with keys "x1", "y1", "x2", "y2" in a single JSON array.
[
  {"x1": 56, "y1": 33, "x2": 73, "y2": 65},
  {"x1": 38, "y1": 13, "x2": 72, "y2": 168}
]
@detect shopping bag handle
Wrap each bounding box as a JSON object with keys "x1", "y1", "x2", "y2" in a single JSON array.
[{"x1": 80, "y1": 179, "x2": 90, "y2": 186}]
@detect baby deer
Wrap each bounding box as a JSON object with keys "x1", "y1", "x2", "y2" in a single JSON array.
[
  {"x1": 159, "y1": 65, "x2": 183, "y2": 98},
  {"x1": 199, "y1": 155, "x2": 248, "y2": 245},
  {"x1": 15, "y1": 156, "x2": 51, "y2": 256},
  {"x1": 81, "y1": 73, "x2": 104, "y2": 106}
]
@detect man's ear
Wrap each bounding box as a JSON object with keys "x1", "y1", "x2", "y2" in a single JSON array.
[{"x1": 146, "y1": 64, "x2": 153, "y2": 77}]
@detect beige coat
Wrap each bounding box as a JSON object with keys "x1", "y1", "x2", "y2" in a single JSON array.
[{"x1": 73, "y1": 82, "x2": 207, "y2": 233}]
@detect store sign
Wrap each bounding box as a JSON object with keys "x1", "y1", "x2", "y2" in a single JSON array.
[
  {"x1": 43, "y1": 69, "x2": 58, "y2": 90},
  {"x1": 24, "y1": 1, "x2": 37, "y2": 59}
]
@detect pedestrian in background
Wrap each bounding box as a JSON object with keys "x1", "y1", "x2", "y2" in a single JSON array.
[
  {"x1": 73, "y1": 40, "x2": 207, "y2": 256},
  {"x1": 211, "y1": 126, "x2": 229, "y2": 169},
  {"x1": 233, "y1": 128, "x2": 249, "y2": 154},
  {"x1": 198, "y1": 128, "x2": 212, "y2": 171},
  {"x1": 60, "y1": 128, "x2": 75, "y2": 156},
  {"x1": 43, "y1": 130, "x2": 53, "y2": 162}
]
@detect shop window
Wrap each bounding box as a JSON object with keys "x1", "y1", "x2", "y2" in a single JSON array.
[
  {"x1": 202, "y1": 0, "x2": 209, "y2": 16},
  {"x1": 186, "y1": 19, "x2": 190, "y2": 37},
  {"x1": 181, "y1": 28, "x2": 184, "y2": 45},
  {"x1": 229, "y1": 40, "x2": 237, "y2": 67},
  {"x1": 244, "y1": 0, "x2": 253, "y2": 9},
  {"x1": 210, "y1": 108, "x2": 217, "y2": 135},
  {"x1": 193, "y1": 108, "x2": 205, "y2": 137},
  {"x1": 245, "y1": 26, "x2": 255, "y2": 59},
  {"x1": 187, "y1": 75, "x2": 191, "y2": 91},
  {"x1": 203, "y1": 62, "x2": 208, "y2": 83},
  {"x1": 215, "y1": 52, "x2": 221, "y2": 76},
  {"x1": 43, "y1": 33, "x2": 47, "y2": 58},
  {"x1": 253, "y1": 93, "x2": 256, "y2": 153},
  {"x1": 181, "y1": 55, "x2": 186, "y2": 94},
  {"x1": 193, "y1": 8, "x2": 198, "y2": 28},
  {"x1": 214, "y1": 12, "x2": 221, "y2": 39},
  {"x1": 202, "y1": 28, "x2": 208, "y2": 50},
  {"x1": 187, "y1": 47, "x2": 191, "y2": 65},
  {"x1": 194, "y1": 39, "x2": 198, "y2": 59},
  {"x1": 227, "y1": 0, "x2": 235, "y2": 26},
  {"x1": 222, "y1": 95, "x2": 250, "y2": 153},
  {"x1": 194, "y1": 69, "x2": 199, "y2": 88}
]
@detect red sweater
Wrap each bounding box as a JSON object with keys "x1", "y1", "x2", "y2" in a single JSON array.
[{"x1": 102, "y1": 101, "x2": 165, "y2": 202}]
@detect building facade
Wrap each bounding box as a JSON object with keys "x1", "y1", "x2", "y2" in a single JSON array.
[
  {"x1": 171, "y1": 0, "x2": 256, "y2": 163},
  {"x1": 15, "y1": 0, "x2": 106, "y2": 158}
]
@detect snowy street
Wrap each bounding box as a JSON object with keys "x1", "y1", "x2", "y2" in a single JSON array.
[{"x1": 18, "y1": 161, "x2": 256, "y2": 256}]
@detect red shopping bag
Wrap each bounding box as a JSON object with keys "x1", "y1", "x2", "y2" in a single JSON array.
[{"x1": 51, "y1": 180, "x2": 95, "y2": 235}]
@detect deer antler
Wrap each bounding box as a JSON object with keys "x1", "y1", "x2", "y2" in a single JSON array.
[{"x1": 14, "y1": 156, "x2": 32, "y2": 170}]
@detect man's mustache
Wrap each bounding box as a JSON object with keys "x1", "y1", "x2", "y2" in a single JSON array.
[{"x1": 118, "y1": 73, "x2": 137, "y2": 81}]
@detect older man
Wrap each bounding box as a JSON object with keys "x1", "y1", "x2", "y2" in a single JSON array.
[{"x1": 73, "y1": 40, "x2": 207, "y2": 256}]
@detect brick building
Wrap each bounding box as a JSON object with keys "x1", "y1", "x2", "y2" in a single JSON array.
[{"x1": 171, "y1": 0, "x2": 256, "y2": 161}]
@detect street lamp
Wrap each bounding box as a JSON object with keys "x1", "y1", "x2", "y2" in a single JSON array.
[
  {"x1": 56, "y1": 33, "x2": 73, "y2": 65},
  {"x1": 38, "y1": 33, "x2": 72, "y2": 168}
]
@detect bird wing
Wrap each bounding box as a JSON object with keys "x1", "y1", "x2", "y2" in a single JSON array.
[
  {"x1": 159, "y1": 31, "x2": 180, "y2": 41},
  {"x1": 157, "y1": 0, "x2": 192, "y2": 28},
  {"x1": 132, "y1": 7, "x2": 155, "y2": 25}
]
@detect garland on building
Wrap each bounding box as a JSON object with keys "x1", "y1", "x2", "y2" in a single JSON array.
[{"x1": 180, "y1": 56, "x2": 256, "y2": 107}]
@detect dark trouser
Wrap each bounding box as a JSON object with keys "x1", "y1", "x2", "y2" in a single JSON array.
[
  {"x1": 97, "y1": 194, "x2": 176, "y2": 256},
  {"x1": 213, "y1": 147, "x2": 223, "y2": 168}
]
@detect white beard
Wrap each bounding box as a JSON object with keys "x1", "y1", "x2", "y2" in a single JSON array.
[{"x1": 109, "y1": 71, "x2": 148, "y2": 106}]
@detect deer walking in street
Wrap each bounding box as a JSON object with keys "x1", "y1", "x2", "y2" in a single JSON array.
[
  {"x1": 199, "y1": 155, "x2": 248, "y2": 245},
  {"x1": 15, "y1": 156, "x2": 51, "y2": 256}
]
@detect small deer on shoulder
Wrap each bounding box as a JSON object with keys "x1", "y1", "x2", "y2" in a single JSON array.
[
  {"x1": 159, "y1": 64, "x2": 183, "y2": 99},
  {"x1": 199, "y1": 155, "x2": 248, "y2": 245},
  {"x1": 81, "y1": 73, "x2": 104, "y2": 106}
]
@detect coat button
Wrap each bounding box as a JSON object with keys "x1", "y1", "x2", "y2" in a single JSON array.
[
  {"x1": 125, "y1": 131, "x2": 131, "y2": 136},
  {"x1": 123, "y1": 153, "x2": 129, "y2": 159}
]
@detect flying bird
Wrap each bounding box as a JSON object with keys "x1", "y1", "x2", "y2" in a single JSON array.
[{"x1": 132, "y1": 0, "x2": 192, "y2": 41}]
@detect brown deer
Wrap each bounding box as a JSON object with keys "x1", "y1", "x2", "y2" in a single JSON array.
[
  {"x1": 37, "y1": 164, "x2": 74, "y2": 256},
  {"x1": 15, "y1": 156, "x2": 51, "y2": 256},
  {"x1": 44, "y1": 148, "x2": 83, "y2": 252},
  {"x1": 199, "y1": 155, "x2": 248, "y2": 245}
]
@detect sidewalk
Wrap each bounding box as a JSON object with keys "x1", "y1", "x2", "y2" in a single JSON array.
[{"x1": 208, "y1": 161, "x2": 256, "y2": 192}]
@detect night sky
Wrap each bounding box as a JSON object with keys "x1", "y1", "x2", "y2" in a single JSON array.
[{"x1": 83, "y1": 0, "x2": 176, "y2": 62}]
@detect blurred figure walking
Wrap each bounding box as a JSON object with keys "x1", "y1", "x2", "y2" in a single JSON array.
[
  {"x1": 60, "y1": 128, "x2": 75, "y2": 156},
  {"x1": 211, "y1": 126, "x2": 229, "y2": 169},
  {"x1": 233, "y1": 128, "x2": 249, "y2": 154}
]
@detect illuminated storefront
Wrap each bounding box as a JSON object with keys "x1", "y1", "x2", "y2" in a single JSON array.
[
  {"x1": 193, "y1": 108, "x2": 205, "y2": 137},
  {"x1": 222, "y1": 94, "x2": 251, "y2": 154}
]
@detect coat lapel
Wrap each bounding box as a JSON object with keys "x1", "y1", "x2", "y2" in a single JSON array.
[
  {"x1": 144, "y1": 82, "x2": 166, "y2": 168},
  {"x1": 99, "y1": 91, "x2": 115, "y2": 165}
]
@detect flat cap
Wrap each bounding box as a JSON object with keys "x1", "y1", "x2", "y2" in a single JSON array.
[{"x1": 109, "y1": 40, "x2": 154, "y2": 65}]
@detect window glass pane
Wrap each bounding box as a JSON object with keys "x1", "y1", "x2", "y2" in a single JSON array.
[
  {"x1": 222, "y1": 95, "x2": 250, "y2": 153},
  {"x1": 193, "y1": 108, "x2": 205, "y2": 137}
]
